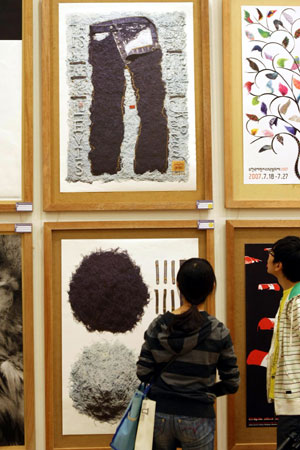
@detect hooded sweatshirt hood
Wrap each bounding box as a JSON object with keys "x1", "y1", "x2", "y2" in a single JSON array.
[{"x1": 155, "y1": 311, "x2": 216, "y2": 356}]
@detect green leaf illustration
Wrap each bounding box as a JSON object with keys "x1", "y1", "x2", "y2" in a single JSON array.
[
  {"x1": 244, "y1": 10, "x2": 253, "y2": 23},
  {"x1": 258, "y1": 28, "x2": 271, "y2": 38},
  {"x1": 277, "y1": 58, "x2": 288, "y2": 68}
]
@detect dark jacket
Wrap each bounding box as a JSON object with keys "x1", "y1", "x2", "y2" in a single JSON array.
[{"x1": 136, "y1": 311, "x2": 240, "y2": 418}]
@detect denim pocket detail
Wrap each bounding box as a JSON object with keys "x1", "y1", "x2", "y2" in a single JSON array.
[
  {"x1": 154, "y1": 413, "x2": 166, "y2": 436},
  {"x1": 177, "y1": 416, "x2": 215, "y2": 443}
]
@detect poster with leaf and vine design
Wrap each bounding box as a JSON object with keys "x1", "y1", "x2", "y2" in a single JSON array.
[{"x1": 242, "y1": 6, "x2": 300, "y2": 184}]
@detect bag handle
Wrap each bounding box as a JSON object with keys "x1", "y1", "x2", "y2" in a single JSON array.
[
  {"x1": 140, "y1": 354, "x2": 180, "y2": 395},
  {"x1": 148, "y1": 353, "x2": 178, "y2": 386}
]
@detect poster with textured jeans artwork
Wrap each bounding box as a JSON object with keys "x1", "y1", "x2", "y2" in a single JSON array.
[
  {"x1": 61, "y1": 237, "x2": 198, "y2": 435},
  {"x1": 59, "y1": 3, "x2": 196, "y2": 193}
]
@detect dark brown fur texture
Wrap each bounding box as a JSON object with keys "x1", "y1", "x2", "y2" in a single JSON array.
[
  {"x1": 68, "y1": 248, "x2": 150, "y2": 333},
  {"x1": 0, "y1": 236, "x2": 24, "y2": 445}
]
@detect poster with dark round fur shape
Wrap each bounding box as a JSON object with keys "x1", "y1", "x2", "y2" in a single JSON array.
[
  {"x1": 68, "y1": 248, "x2": 150, "y2": 332},
  {"x1": 62, "y1": 238, "x2": 199, "y2": 435},
  {"x1": 69, "y1": 341, "x2": 138, "y2": 422}
]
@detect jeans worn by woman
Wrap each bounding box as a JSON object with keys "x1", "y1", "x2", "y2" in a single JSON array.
[{"x1": 153, "y1": 412, "x2": 215, "y2": 450}]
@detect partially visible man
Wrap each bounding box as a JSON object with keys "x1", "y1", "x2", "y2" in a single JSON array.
[{"x1": 266, "y1": 236, "x2": 300, "y2": 449}]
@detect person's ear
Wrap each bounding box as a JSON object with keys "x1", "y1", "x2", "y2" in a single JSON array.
[{"x1": 273, "y1": 261, "x2": 282, "y2": 273}]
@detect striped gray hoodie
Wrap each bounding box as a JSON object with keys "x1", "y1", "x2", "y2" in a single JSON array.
[{"x1": 136, "y1": 311, "x2": 240, "y2": 418}]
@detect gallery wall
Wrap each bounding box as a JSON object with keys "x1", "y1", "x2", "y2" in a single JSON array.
[{"x1": 0, "y1": 0, "x2": 300, "y2": 449}]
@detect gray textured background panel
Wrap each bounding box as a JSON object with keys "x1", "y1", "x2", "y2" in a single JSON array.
[{"x1": 65, "y1": 11, "x2": 191, "y2": 184}]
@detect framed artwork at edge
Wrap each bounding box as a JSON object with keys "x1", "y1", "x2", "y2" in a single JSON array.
[
  {"x1": 44, "y1": 220, "x2": 214, "y2": 450},
  {"x1": 0, "y1": 224, "x2": 35, "y2": 450},
  {"x1": 42, "y1": 0, "x2": 212, "y2": 211},
  {"x1": 223, "y1": 0, "x2": 300, "y2": 208},
  {"x1": 0, "y1": 0, "x2": 33, "y2": 211},
  {"x1": 226, "y1": 220, "x2": 300, "y2": 450}
]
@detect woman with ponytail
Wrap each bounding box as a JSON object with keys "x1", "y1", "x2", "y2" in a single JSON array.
[{"x1": 136, "y1": 258, "x2": 240, "y2": 450}]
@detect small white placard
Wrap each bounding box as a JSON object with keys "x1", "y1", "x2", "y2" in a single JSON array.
[
  {"x1": 196, "y1": 200, "x2": 213, "y2": 210},
  {"x1": 15, "y1": 223, "x2": 32, "y2": 233},
  {"x1": 16, "y1": 202, "x2": 33, "y2": 212},
  {"x1": 197, "y1": 220, "x2": 214, "y2": 230}
]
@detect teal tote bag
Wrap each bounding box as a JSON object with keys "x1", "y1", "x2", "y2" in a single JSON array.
[{"x1": 110, "y1": 384, "x2": 151, "y2": 450}]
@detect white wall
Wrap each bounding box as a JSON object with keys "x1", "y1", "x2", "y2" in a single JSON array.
[{"x1": 1, "y1": 0, "x2": 298, "y2": 448}]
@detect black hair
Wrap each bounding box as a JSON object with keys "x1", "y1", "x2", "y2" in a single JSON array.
[
  {"x1": 170, "y1": 258, "x2": 216, "y2": 332},
  {"x1": 176, "y1": 258, "x2": 216, "y2": 304},
  {"x1": 68, "y1": 248, "x2": 150, "y2": 333},
  {"x1": 271, "y1": 235, "x2": 300, "y2": 282}
]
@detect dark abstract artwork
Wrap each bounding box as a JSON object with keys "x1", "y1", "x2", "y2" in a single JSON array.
[
  {"x1": 59, "y1": 3, "x2": 196, "y2": 190},
  {"x1": 68, "y1": 248, "x2": 150, "y2": 333},
  {"x1": 67, "y1": 249, "x2": 148, "y2": 424},
  {"x1": 245, "y1": 243, "x2": 281, "y2": 427},
  {"x1": 63, "y1": 244, "x2": 151, "y2": 433},
  {"x1": 61, "y1": 237, "x2": 198, "y2": 435},
  {"x1": 0, "y1": 234, "x2": 24, "y2": 445}
]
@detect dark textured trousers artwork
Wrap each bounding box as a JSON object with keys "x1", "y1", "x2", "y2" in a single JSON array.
[{"x1": 88, "y1": 17, "x2": 169, "y2": 175}]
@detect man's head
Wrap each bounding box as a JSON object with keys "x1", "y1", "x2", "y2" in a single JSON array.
[
  {"x1": 176, "y1": 258, "x2": 216, "y2": 305},
  {"x1": 267, "y1": 235, "x2": 300, "y2": 282}
]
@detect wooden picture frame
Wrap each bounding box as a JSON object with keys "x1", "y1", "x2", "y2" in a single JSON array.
[
  {"x1": 42, "y1": 0, "x2": 212, "y2": 211},
  {"x1": 226, "y1": 220, "x2": 300, "y2": 450},
  {"x1": 44, "y1": 220, "x2": 214, "y2": 450},
  {"x1": 223, "y1": 0, "x2": 300, "y2": 208},
  {"x1": 0, "y1": 0, "x2": 33, "y2": 212},
  {"x1": 0, "y1": 224, "x2": 34, "y2": 449}
]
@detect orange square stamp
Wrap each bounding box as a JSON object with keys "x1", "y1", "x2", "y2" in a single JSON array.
[{"x1": 171, "y1": 160, "x2": 185, "y2": 172}]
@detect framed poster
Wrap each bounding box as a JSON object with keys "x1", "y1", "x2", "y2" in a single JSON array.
[
  {"x1": 44, "y1": 220, "x2": 214, "y2": 450},
  {"x1": 0, "y1": 0, "x2": 33, "y2": 211},
  {"x1": 0, "y1": 224, "x2": 34, "y2": 449},
  {"x1": 226, "y1": 220, "x2": 300, "y2": 450},
  {"x1": 224, "y1": 0, "x2": 300, "y2": 208},
  {"x1": 42, "y1": 0, "x2": 212, "y2": 211}
]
